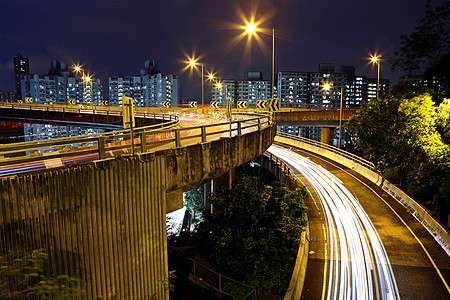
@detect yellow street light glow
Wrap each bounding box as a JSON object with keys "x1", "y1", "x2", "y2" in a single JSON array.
[
  {"x1": 217, "y1": 83, "x2": 223, "y2": 89},
  {"x1": 208, "y1": 74, "x2": 215, "y2": 80},
  {"x1": 323, "y1": 83, "x2": 331, "y2": 91},
  {"x1": 245, "y1": 21, "x2": 257, "y2": 35},
  {"x1": 189, "y1": 59, "x2": 197, "y2": 67}
]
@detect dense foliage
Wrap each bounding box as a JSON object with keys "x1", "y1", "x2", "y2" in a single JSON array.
[
  {"x1": 194, "y1": 166, "x2": 308, "y2": 295},
  {"x1": 390, "y1": 1, "x2": 450, "y2": 98},
  {"x1": 184, "y1": 184, "x2": 205, "y2": 225},
  {"x1": 0, "y1": 249, "x2": 84, "y2": 299},
  {"x1": 347, "y1": 92, "x2": 450, "y2": 220}
]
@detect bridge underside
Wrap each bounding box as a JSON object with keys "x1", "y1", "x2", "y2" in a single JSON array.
[{"x1": 0, "y1": 122, "x2": 275, "y2": 299}]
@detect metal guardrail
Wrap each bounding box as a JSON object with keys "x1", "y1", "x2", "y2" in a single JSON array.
[
  {"x1": 0, "y1": 101, "x2": 354, "y2": 113},
  {"x1": 276, "y1": 131, "x2": 377, "y2": 171},
  {"x1": 187, "y1": 257, "x2": 256, "y2": 299},
  {"x1": 262, "y1": 151, "x2": 298, "y2": 181},
  {"x1": 0, "y1": 106, "x2": 273, "y2": 175}
]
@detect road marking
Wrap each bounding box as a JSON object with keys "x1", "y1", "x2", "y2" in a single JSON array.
[
  {"x1": 292, "y1": 146, "x2": 450, "y2": 294},
  {"x1": 322, "y1": 223, "x2": 328, "y2": 300}
]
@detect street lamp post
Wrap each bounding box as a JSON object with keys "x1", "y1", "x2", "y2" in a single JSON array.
[
  {"x1": 370, "y1": 55, "x2": 381, "y2": 99},
  {"x1": 244, "y1": 22, "x2": 275, "y2": 100},
  {"x1": 324, "y1": 83, "x2": 344, "y2": 149},
  {"x1": 188, "y1": 59, "x2": 204, "y2": 110}
]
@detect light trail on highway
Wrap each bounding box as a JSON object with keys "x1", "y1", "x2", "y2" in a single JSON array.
[{"x1": 268, "y1": 144, "x2": 400, "y2": 300}]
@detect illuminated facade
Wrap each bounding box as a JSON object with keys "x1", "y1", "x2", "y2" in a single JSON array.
[
  {"x1": 20, "y1": 74, "x2": 102, "y2": 105},
  {"x1": 367, "y1": 78, "x2": 389, "y2": 101},
  {"x1": 20, "y1": 60, "x2": 103, "y2": 105},
  {"x1": 108, "y1": 61, "x2": 178, "y2": 107}
]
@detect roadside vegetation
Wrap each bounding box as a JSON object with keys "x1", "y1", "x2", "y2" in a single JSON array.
[
  {"x1": 177, "y1": 163, "x2": 308, "y2": 296},
  {"x1": 347, "y1": 86, "x2": 450, "y2": 222}
]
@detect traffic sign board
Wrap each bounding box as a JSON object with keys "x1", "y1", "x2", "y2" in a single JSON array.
[
  {"x1": 256, "y1": 100, "x2": 267, "y2": 109},
  {"x1": 268, "y1": 98, "x2": 280, "y2": 111},
  {"x1": 68, "y1": 99, "x2": 75, "y2": 105},
  {"x1": 210, "y1": 101, "x2": 219, "y2": 108},
  {"x1": 162, "y1": 101, "x2": 171, "y2": 108},
  {"x1": 189, "y1": 101, "x2": 197, "y2": 108},
  {"x1": 25, "y1": 97, "x2": 33, "y2": 103},
  {"x1": 237, "y1": 101, "x2": 248, "y2": 108},
  {"x1": 101, "y1": 100, "x2": 109, "y2": 106}
]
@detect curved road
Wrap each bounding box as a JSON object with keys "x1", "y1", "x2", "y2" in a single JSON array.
[{"x1": 267, "y1": 143, "x2": 450, "y2": 300}]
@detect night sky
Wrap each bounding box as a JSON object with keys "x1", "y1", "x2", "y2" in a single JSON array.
[{"x1": 0, "y1": 0, "x2": 443, "y2": 100}]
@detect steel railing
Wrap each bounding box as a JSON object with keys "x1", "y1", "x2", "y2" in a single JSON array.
[
  {"x1": 187, "y1": 257, "x2": 256, "y2": 299},
  {"x1": 276, "y1": 131, "x2": 376, "y2": 171}
]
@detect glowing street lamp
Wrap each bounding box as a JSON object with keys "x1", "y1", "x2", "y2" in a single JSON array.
[
  {"x1": 323, "y1": 83, "x2": 344, "y2": 149},
  {"x1": 370, "y1": 54, "x2": 381, "y2": 99}
]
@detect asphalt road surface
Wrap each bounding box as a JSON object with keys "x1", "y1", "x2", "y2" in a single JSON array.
[{"x1": 268, "y1": 143, "x2": 450, "y2": 300}]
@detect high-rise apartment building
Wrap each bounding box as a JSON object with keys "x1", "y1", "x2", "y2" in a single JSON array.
[
  {"x1": 277, "y1": 71, "x2": 308, "y2": 105},
  {"x1": 367, "y1": 78, "x2": 389, "y2": 101},
  {"x1": 108, "y1": 60, "x2": 178, "y2": 107},
  {"x1": 236, "y1": 72, "x2": 270, "y2": 106},
  {"x1": 14, "y1": 53, "x2": 29, "y2": 100},
  {"x1": 20, "y1": 60, "x2": 103, "y2": 105},
  {"x1": 109, "y1": 76, "x2": 143, "y2": 106},
  {"x1": 211, "y1": 79, "x2": 237, "y2": 104}
]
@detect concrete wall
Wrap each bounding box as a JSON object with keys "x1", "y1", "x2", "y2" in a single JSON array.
[{"x1": 0, "y1": 121, "x2": 276, "y2": 299}]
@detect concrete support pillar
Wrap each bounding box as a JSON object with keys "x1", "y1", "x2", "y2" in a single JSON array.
[
  {"x1": 213, "y1": 169, "x2": 233, "y2": 192},
  {"x1": 321, "y1": 127, "x2": 334, "y2": 145},
  {"x1": 203, "y1": 169, "x2": 234, "y2": 215},
  {"x1": 204, "y1": 181, "x2": 213, "y2": 214}
]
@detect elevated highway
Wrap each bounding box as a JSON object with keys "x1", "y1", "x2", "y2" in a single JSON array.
[
  {"x1": 1, "y1": 103, "x2": 448, "y2": 299},
  {"x1": 0, "y1": 103, "x2": 276, "y2": 299}
]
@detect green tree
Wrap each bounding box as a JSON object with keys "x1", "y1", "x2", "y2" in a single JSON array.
[
  {"x1": 390, "y1": 1, "x2": 450, "y2": 98},
  {"x1": 0, "y1": 249, "x2": 84, "y2": 299},
  {"x1": 184, "y1": 184, "x2": 205, "y2": 224},
  {"x1": 194, "y1": 166, "x2": 308, "y2": 295},
  {"x1": 347, "y1": 93, "x2": 450, "y2": 219}
]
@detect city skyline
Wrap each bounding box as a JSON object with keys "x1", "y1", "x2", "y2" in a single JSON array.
[{"x1": 0, "y1": 0, "x2": 443, "y2": 100}]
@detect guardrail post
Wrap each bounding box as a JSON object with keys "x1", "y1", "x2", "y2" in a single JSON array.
[
  {"x1": 201, "y1": 126, "x2": 206, "y2": 143},
  {"x1": 219, "y1": 274, "x2": 222, "y2": 292},
  {"x1": 238, "y1": 121, "x2": 242, "y2": 136},
  {"x1": 140, "y1": 132, "x2": 147, "y2": 153},
  {"x1": 175, "y1": 128, "x2": 181, "y2": 147},
  {"x1": 98, "y1": 136, "x2": 106, "y2": 159},
  {"x1": 257, "y1": 118, "x2": 261, "y2": 131},
  {"x1": 229, "y1": 120, "x2": 232, "y2": 137}
]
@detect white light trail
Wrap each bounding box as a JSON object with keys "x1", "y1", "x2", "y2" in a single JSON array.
[{"x1": 268, "y1": 144, "x2": 400, "y2": 300}]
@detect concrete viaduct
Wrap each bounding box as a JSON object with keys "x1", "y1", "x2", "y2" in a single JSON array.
[{"x1": 0, "y1": 103, "x2": 357, "y2": 299}]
